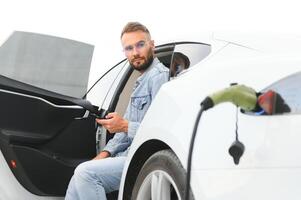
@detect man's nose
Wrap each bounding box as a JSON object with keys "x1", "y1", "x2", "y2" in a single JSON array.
[{"x1": 132, "y1": 47, "x2": 140, "y2": 56}]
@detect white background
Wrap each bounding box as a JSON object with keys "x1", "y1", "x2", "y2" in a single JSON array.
[{"x1": 0, "y1": 0, "x2": 300, "y2": 86}]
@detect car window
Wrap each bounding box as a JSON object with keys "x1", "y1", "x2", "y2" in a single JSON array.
[
  {"x1": 0, "y1": 31, "x2": 94, "y2": 98},
  {"x1": 170, "y1": 42, "x2": 211, "y2": 78},
  {"x1": 260, "y1": 71, "x2": 301, "y2": 114},
  {"x1": 86, "y1": 59, "x2": 128, "y2": 108}
]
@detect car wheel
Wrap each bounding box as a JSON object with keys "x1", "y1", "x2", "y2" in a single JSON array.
[{"x1": 131, "y1": 149, "x2": 194, "y2": 200}]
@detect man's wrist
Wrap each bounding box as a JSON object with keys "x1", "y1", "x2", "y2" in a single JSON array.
[
  {"x1": 100, "y1": 150, "x2": 111, "y2": 157},
  {"x1": 123, "y1": 119, "x2": 129, "y2": 132}
]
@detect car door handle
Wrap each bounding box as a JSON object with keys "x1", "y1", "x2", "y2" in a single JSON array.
[{"x1": 74, "y1": 110, "x2": 90, "y2": 120}]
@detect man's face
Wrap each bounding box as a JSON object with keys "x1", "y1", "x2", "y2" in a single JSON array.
[{"x1": 121, "y1": 31, "x2": 155, "y2": 72}]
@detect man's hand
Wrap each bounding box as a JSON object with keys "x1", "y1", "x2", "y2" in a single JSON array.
[
  {"x1": 93, "y1": 151, "x2": 110, "y2": 160},
  {"x1": 96, "y1": 112, "x2": 128, "y2": 133}
]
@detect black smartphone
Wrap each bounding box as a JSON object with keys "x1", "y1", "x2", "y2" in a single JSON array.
[{"x1": 91, "y1": 109, "x2": 108, "y2": 119}]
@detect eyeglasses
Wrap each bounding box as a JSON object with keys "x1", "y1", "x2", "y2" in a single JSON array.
[{"x1": 123, "y1": 40, "x2": 147, "y2": 54}]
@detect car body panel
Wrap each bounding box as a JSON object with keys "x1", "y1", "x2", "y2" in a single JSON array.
[{"x1": 193, "y1": 168, "x2": 301, "y2": 199}]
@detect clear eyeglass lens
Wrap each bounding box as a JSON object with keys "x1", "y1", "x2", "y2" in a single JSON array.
[{"x1": 124, "y1": 41, "x2": 146, "y2": 53}]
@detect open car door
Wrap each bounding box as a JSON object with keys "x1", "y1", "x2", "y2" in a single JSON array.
[{"x1": 0, "y1": 32, "x2": 97, "y2": 196}]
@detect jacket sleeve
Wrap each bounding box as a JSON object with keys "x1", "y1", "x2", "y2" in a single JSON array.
[
  {"x1": 102, "y1": 132, "x2": 130, "y2": 156},
  {"x1": 102, "y1": 102, "x2": 131, "y2": 156}
]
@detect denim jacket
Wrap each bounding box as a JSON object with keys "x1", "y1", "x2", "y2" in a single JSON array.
[{"x1": 103, "y1": 57, "x2": 169, "y2": 156}]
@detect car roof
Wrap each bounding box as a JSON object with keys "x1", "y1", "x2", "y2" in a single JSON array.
[{"x1": 213, "y1": 32, "x2": 301, "y2": 54}]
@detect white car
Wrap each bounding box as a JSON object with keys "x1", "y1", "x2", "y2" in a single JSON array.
[
  {"x1": 0, "y1": 31, "x2": 300, "y2": 200},
  {"x1": 118, "y1": 34, "x2": 301, "y2": 200}
]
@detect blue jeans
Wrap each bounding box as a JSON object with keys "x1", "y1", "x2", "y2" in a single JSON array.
[{"x1": 65, "y1": 156, "x2": 126, "y2": 200}]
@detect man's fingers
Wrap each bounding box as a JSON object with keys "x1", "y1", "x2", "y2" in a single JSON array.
[
  {"x1": 96, "y1": 112, "x2": 126, "y2": 133},
  {"x1": 96, "y1": 118, "x2": 109, "y2": 125},
  {"x1": 106, "y1": 112, "x2": 117, "y2": 119},
  {"x1": 96, "y1": 119, "x2": 114, "y2": 133}
]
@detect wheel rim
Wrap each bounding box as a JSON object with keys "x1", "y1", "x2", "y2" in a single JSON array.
[{"x1": 136, "y1": 170, "x2": 181, "y2": 200}]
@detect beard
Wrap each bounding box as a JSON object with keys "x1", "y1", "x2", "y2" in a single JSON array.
[{"x1": 129, "y1": 48, "x2": 154, "y2": 72}]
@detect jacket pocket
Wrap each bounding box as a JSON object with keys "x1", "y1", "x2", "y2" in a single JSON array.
[
  {"x1": 131, "y1": 95, "x2": 150, "y2": 110},
  {"x1": 130, "y1": 95, "x2": 151, "y2": 122}
]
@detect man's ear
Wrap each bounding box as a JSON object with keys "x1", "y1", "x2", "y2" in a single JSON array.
[{"x1": 150, "y1": 40, "x2": 155, "y2": 50}]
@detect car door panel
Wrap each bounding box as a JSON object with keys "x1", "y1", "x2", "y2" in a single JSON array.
[
  {"x1": 0, "y1": 76, "x2": 95, "y2": 143},
  {"x1": 0, "y1": 32, "x2": 97, "y2": 196},
  {"x1": 0, "y1": 84, "x2": 97, "y2": 195},
  {"x1": 0, "y1": 82, "x2": 97, "y2": 195},
  {"x1": 0, "y1": 90, "x2": 86, "y2": 143}
]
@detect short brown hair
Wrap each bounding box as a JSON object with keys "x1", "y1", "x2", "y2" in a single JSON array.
[{"x1": 120, "y1": 22, "x2": 151, "y2": 39}]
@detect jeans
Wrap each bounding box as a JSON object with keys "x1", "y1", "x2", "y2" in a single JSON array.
[{"x1": 65, "y1": 156, "x2": 126, "y2": 200}]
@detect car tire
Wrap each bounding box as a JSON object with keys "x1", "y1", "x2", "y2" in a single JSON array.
[{"x1": 131, "y1": 149, "x2": 194, "y2": 200}]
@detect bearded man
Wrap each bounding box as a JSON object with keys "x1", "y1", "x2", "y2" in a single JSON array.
[{"x1": 65, "y1": 22, "x2": 169, "y2": 200}]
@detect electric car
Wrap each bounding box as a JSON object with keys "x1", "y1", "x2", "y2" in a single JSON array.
[
  {"x1": 117, "y1": 34, "x2": 301, "y2": 200},
  {"x1": 0, "y1": 31, "x2": 301, "y2": 200}
]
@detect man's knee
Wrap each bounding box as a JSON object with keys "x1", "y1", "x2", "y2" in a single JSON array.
[
  {"x1": 73, "y1": 162, "x2": 94, "y2": 182},
  {"x1": 74, "y1": 161, "x2": 107, "y2": 183}
]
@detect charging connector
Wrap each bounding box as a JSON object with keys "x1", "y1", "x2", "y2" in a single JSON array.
[{"x1": 184, "y1": 84, "x2": 258, "y2": 200}]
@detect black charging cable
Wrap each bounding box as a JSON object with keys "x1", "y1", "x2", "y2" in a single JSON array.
[{"x1": 184, "y1": 97, "x2": 213, "y2": 200}]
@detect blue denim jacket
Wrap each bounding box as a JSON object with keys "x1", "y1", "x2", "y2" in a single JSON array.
[{"x1": 103, "y1": 57, "x2": 169, "y2": 156}]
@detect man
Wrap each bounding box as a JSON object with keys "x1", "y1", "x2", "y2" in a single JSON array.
[{"x1": 65, "y1": 22, "x2": 169, "y2": 200}]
